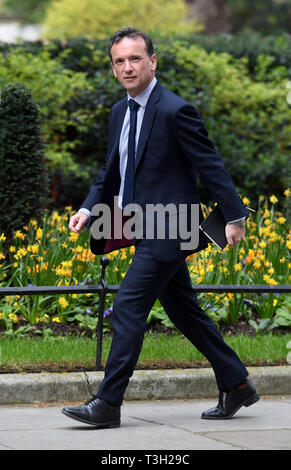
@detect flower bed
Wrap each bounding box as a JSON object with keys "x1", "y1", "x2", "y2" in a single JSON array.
[{"x1": 0, "y1": 193, "x2": 290, "y2": 336}]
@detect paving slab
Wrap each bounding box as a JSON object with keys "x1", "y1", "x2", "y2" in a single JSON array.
[{"x1": 0, "y1": 396, "x2": 290, "y2": 451}]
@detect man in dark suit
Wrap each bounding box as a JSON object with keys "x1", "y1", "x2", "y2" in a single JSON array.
[{"x1": 62, "y1": 27, "x2": 259, "y2": 427}]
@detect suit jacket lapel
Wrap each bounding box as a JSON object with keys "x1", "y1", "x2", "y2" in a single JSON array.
[
  {"x1": 135, "y1": 81, "x2": 161, "y2": 174},
  {"x1": 106, "y1": 98, "x2": 127, "y2": 171}
]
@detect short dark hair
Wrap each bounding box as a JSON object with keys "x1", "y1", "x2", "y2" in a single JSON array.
[{"x1": 108, "y1": 27, "x2": 155, "y2": 61}]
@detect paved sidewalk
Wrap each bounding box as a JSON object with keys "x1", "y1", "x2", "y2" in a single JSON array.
[{"x1": 0, "y1": 396, "x2": 291, "y2": 450}]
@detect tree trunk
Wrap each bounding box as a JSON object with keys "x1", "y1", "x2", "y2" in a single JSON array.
[{"x1": 186, "y1": 0, "x2": 230, "y2": 34}]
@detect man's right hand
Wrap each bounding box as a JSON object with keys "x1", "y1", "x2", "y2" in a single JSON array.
[{"x1": 69, "y1": 212, "x2": 89, "y2": 233}]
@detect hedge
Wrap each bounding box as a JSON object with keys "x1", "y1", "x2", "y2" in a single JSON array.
[
  {"x1": 0, "y1": 83, "x2": 47, "y2": 236},
  {"x1": 0, "y1": 32, "x2": 289, "y2": 209}
]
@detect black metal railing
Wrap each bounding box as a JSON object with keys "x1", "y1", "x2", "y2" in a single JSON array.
[{"x1": 0, "y1": 256, "x2": 290, "y2": 370}]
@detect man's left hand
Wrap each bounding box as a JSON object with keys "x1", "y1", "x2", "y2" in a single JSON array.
[{"x1": 225, "y1": 223, "x2": 245, "y2": 248}]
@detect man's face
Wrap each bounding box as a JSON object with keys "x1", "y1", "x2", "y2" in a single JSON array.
[{"x1": 111, "y1": 36, "x2": 157, "y2": 97}]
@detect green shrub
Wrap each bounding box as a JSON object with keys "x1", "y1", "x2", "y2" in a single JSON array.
[
  {"x1": 0, "y1": 83, "x2": 47, "y2": 236},
  {"x1": 161, "y1": 41, "x2": 289, "y2": 203},
  {"x1": 41, "y1": 0, "x2": 201, "y2": 39},
  {"x1": 0, "y1": 48, "x2": 93, "y2": 172},
  {"x1": 186, "y1": 32, "x2": 291, "y2": 77},
  {"x1": 0, "y1": 34, "x2": 289, "y2": 209}
]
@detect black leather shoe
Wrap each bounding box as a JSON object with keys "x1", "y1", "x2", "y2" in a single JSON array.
[
  {"x1": 62, "y1": 397, "x2": 121, "y2": 428},
  {"x1": 201, "y1": 379, "x2": 259, "y2": 419}
]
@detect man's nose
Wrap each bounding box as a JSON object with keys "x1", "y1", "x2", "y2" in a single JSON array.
[{"x1": 124, "y1": 60, "x2": 133, "y2": 73}]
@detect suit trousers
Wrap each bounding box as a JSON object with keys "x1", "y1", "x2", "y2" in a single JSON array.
[{"x1": 97, "y1": 239, "x2": 248, "y2": 406}]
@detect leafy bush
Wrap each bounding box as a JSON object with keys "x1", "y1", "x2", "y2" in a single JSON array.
[
  {"x1": 0, "y1": 34, "x2": 289, "y2": 208},
  {"x1": 0, "y1": 47, "x2": 94, "y2": 167},
  {"x1": 170, "y1": 41, "x2": 290, "y2": 203},
  {"x1": 0, "y1": 83, "x2": 47, "y2": 236},
  {"x1": 41, "y1": 0, "x2": 201, "y2": 39},
  {"x1": 1, "y1": 0, "x2": 51, "y2": 23},
  {"x1": 186, "y1": 32, "x2": 291, "y2": 76}
]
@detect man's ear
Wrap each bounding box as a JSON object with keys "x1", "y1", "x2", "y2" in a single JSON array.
[
  {"x1": 112, "y1": 65, "x2": 117, "y2": 78},
  {"x1": 151, "y1": 54, "x2": 157, "y2": 73}
]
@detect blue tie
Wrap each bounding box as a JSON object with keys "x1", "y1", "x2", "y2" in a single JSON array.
[{"x1": 122, "y1": 99, "x2": 140, "y2": 209}]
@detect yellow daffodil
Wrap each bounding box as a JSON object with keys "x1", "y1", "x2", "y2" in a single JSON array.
[
  {"x1": 69, "y1": 232, "x2": 79, "y2": 242},
  {"x1": 277, "y1": 216, "x2": 286, "y2": 224},
  {"x1": 14, "y1": 247, "x2": 27, "y2": 259},
  {"x1": 40, "y1": 262, "x2": 49, "y2": 271},
  {"x1": 263, "y1": 274, "x2": 277, "y2": 285},
  {"x1": 269, "y1": 195, "x2": 278, "y2": 204},
  {"x1": 58, "y1": 297, "x2": 69, "y2": 309},
  {"x1": 36, "y1": 228, "x2": 43, "y2": 239},
  {"x1": 8, "y1": 313, "x2": 18, "y2": 323},
  {"x1": 253, "y1": 260, "x2": 261, "y2": 269},
  {"x1": 264, "y1": 209, "x2": 270, "y2": 218},
  {"x1": 206, "y1": 263, "x2": 214, "y2": 272},
  {"x1": 52, "y1": 316, "x2": 61, "y2": 323},
  {"x1": 52, "y1": 211, "x2": 61, "y2": 222},
  {"x1": 242, "y1": 197, "x2": 250, "y2": 205},
  {"x1": 14, "y1": 230, "x2": 25, "y2": 240},
  {"x1": 29, "y1": 219, "x2": 38, "y2": 227},
  {"x1": 61, "y1": 260, "x2": 73, "y2": 268},
  {"x1": 27, "y1": 244, "x2": 39, "y2": 254}
]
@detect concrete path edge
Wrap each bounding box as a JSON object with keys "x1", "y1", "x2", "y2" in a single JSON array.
[{"x1": 0, "y1": 366, "x2": 290, "y2": 405}]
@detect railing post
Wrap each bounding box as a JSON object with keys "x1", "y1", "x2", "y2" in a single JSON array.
[{"x1": 96, "y1": 256, "x2": 110, "y2": 371}]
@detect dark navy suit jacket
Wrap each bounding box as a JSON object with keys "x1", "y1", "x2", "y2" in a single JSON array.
[{"x1": 81, "y1": 81, "x2": 249, "y2": 262}]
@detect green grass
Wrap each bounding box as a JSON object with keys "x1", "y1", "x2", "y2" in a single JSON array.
[{"x1": 1, "y1": 332, "x2": 290, "y2": 372}]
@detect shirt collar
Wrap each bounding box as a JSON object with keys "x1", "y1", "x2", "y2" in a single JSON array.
[{"x1": 127, "y1": 76, "x2": 157, "y2": 108}]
